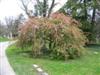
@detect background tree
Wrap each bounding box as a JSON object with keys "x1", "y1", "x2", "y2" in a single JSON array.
[
  {"x1": 0, "y1": 21, "x2": 7, "y2": 37},
  {"x1": 18, "y1": 0, "x2": 34, "y2": 18},
  {"x1": 34, "y1": 0, "x2": 48, "y2": 17},
  {"x1": 18, "y1": 0, "x2": 57, "y2": 18},
  {"x1": 59, "y1": 0, "x2": 100, "y2": 43},
  {"x1": 4, "y1": 14, "x2": 24, "y2": 38}
]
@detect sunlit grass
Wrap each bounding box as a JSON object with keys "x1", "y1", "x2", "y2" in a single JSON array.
[{"x1": 6, "y1": 44, "x2": 100, "y2": 75}]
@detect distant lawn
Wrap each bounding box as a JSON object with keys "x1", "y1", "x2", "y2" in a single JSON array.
[
  {"x1": 0, "y1": 37, "x2": 9, "y2": 42},
  {"x1": 6, "y1": 44, "x2": 100, "y2": 75}
]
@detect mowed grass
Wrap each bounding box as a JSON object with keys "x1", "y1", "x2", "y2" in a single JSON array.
[
  {"x1": 0, "y1": 37, "x2": 9, "y2": 42},
  {"x1": 6, "y1": 44, "x2": 100, "y2": 75}
]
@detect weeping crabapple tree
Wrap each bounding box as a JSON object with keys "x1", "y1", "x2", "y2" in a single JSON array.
[{"x1": 18, "y1": 13, "x2": 87, "y2": 60}]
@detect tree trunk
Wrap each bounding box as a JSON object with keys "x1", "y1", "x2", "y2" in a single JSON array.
[
  {"x1": 84, "y1": 0, "x2": 88, "y2": 20},
  {"x1": 48, "y1": 0, "x2": 55, "y2": 18},
  {"x1": 43, "y1": 0, "x2": 47, "y2": 17},
  {"x1": 91, "y1": 7, "x2": 96, "y2": 31},
  {"x1": 91, "y1": 0, "x2": 97, "y2": 31}
]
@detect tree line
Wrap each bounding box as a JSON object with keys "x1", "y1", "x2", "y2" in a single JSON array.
[
  {"x1": 18, "y1": 0, "x2": 100, "y2": 43},
  {"x1": 0, "y1": 14, "x2": 24, "y2": 38},
  {"x1": 0, "y1": 0, "x2": 100, "y2": 43}
]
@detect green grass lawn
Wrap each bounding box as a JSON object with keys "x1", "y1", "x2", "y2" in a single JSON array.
[
  {"x1": 0, "y1": 37, "x2": 9, "y2": 42},
  {"x1": 6, "y1": 44, "x2": 100, "y2": 75}
]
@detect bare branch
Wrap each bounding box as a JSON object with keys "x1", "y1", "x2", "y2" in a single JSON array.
[
  {"x1": 18, "y1": 0, "x2": 31, "y2": 17},
  {"x1": 48, "y1": 0, "x2": 56, "y2": 18}
]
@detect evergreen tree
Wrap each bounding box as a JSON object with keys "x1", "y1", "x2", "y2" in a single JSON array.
[{"x1": 59, "y1": 0, "x2": 99, "y2": 43}]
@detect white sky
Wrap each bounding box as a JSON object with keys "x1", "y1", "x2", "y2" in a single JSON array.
[{"x1": 0, "y1": 0, "x2": 67, "y2": 21}]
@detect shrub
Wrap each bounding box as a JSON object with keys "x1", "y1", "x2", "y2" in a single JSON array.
[{"x1": 18, "y1": 13, "x2": 86, "y2": 60}]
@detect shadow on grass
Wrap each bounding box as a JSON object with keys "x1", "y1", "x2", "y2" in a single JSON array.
[
  {"x1": 15, "y1": 49, "x2": 67, "y2": 61},
  {"x1": 87, "y1": 44, "x2": 100, "y2": 47},
  {"x1": 85, "y1": 44, "x2": 100, "y2": 51}
]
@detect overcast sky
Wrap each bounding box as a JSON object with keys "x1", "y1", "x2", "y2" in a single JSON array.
[{"x1": 0, "y1": 0, "x2": 67, "y2": 21}]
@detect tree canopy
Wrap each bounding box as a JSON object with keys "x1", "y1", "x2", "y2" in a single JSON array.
[{"x1": 59, "y1": 0, "x2": 100, "y2": 43}]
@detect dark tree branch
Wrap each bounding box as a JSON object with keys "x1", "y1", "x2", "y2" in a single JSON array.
[{"x1": 47, "y1": 0, "x2": 55, "y2": 18}]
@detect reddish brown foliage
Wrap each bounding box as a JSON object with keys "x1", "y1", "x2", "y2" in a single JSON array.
[
  {"x1": 51, "y1": 12, "x2": 79, "y2": 26},
  {"x1": 18, "y1": 13, "x2": 86, "y2": 60}
]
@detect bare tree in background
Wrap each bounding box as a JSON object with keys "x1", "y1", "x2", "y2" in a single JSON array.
[
  {"x1": 18, "y1": 0, "x2": 34, "y2": 18},
  {"x1": 0, "y1": 21, "x2": 7, "y2": 37},
  {"x1": 4, "y1": 14, "x2": 24, "y2": 38},
  {"x1": 18, "y1": 0, "x2": 57, "y2": 18}
]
